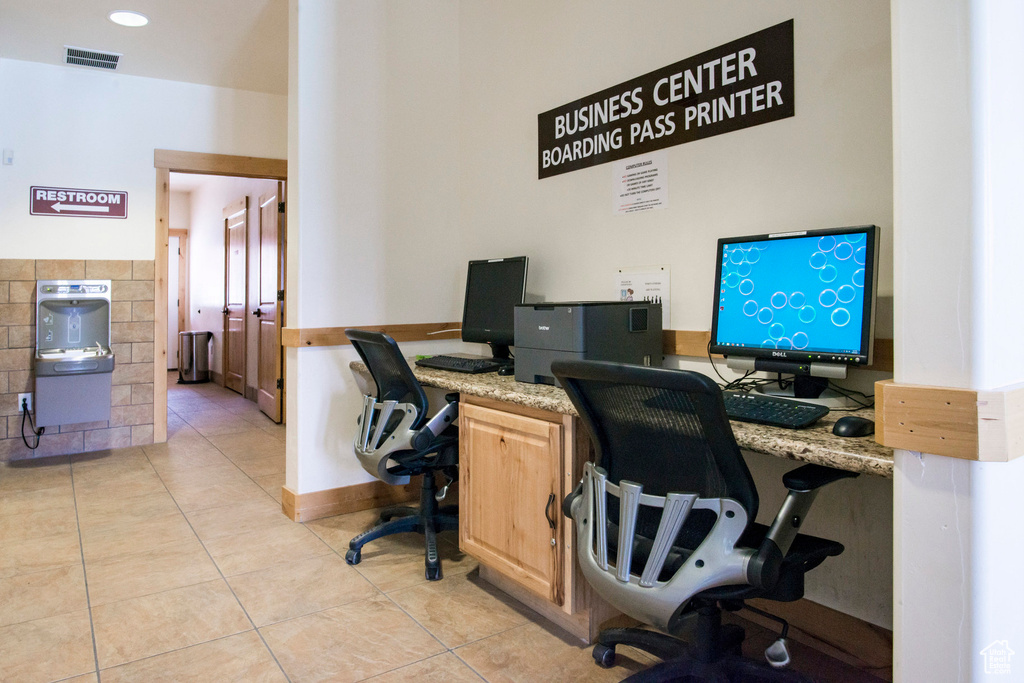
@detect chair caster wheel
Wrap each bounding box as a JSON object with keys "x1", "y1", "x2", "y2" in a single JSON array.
[
  {"x1": 345, "y1": 549, "x2": 361, "y2": 565},
  {"x1": 593, "y1": 643, "x2": 616, "y2": 668},
  {"x1": 425, "y1": 565, "x2": 441, "y2": 581}
]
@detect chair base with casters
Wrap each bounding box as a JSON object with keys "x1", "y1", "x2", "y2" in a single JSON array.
[
  {"x1": 345, "y1": 470, "x2": 459, "y2": 581},
  {"x1": 592, "y1": 599, "x2": 814, "y2": 683}
]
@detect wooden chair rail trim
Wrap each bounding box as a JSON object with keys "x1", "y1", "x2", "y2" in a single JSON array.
[
  {"x1": 875, "y1": 379, "x2": 1024, "y2": 462},
  {"x1": 282, "y1": 323, "x2": 894, "y2": 371}
]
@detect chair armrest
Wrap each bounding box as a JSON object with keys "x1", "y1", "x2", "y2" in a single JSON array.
[
  {"x1": 410, "y1": 401, "x2": 459, "y2": 452},
  {"x1": 782, "y1": 464, "x2": 858, "y2": 491}
]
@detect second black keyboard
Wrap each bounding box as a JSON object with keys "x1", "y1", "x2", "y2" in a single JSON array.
[
  {"x1": 722, "y1": 391, "x2": 830, "y2": 429},
  {"x1": 415, "y1": 355, "x2": 503, "y2": 374}
]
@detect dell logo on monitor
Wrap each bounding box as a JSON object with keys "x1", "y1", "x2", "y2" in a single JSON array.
[{"x1": 772, "y1": 351, "x2": 788, "y2": 358}]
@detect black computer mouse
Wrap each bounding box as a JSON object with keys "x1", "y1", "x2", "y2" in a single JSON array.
[
  {"x1": 497, "y1": 366, "x2": 515, "y2": 376},
  {"x1": 832, "y1": 415, "x2": 875, "y2": 437}
]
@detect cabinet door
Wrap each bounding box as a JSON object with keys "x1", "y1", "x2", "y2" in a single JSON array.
[{"x1": 459, "y1": 402, "x2": 564, "y2": 605}]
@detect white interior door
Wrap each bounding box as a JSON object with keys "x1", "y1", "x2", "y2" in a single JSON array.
[{"x1": 168, "y1": 235, "x2": 180, "y2": 370}]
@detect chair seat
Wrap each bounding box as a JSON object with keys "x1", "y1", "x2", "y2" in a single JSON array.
[{"x1": 385, "y1": 433, "x2": 458, "y2": 477}]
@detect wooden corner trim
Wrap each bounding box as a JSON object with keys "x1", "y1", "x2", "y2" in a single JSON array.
[
  {"x1": 281, "y1": 480, "x2": 419, "y2": 523},
  {"x1": 875, "y1": 379, "x2": 1024, "y2": 462}
]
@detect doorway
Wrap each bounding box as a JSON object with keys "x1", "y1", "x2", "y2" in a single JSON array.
[{"x1": 154, "y1": 151, "x2": 288, "y2": 443}]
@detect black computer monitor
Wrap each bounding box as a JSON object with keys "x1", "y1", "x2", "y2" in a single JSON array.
[
  {"x1": 710, "y1": 225, "x2": 879, "y2": 399},
  {"x1": 462, "y1": 256, "x2": 529, "y2": 362}
]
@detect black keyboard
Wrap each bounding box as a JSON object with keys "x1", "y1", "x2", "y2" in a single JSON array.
[
  {"x1": 415, "y1": 355, "x2": 503, "y2": 374},
  {"x1": 722, "y1": 392, "x2": 830, "y2": 429}
]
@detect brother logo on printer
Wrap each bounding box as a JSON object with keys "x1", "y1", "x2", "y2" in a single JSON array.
[{"x1": 538, "y1": 325, "x2": 550, "y2": 331}]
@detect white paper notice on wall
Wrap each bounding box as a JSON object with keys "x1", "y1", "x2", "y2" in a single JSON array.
[
  {"x1": 615, "y1": 265, "x2": 670, "y2": 329},
  {"x1": 612, "y1": 151, "x2": 668, "y2": 214}
]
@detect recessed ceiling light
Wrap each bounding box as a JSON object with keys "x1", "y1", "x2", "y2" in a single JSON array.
[{"x1": 108, "y1": 10, "x2": 149, "y2": 27}]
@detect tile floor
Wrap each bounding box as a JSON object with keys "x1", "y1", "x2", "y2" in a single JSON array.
[{"x1": 0, "y1": 374, "x2": 885, "y2": 682}]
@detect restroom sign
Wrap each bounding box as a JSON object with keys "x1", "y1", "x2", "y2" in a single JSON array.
[{"x1": 30, "y1": 186, "x2": 128, "y2": 219}]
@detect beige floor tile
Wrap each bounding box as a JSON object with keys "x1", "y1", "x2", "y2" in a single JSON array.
[
  {"x1": 85, "y1": 538, "x2": 221, "y2": 606},
  {"x1": 182, "y1": 412, "x2": 258, "y2": 438},
  {"x1": 0, "y1": 459, "x2": 71, "y2": 494},
  {"x1": 305, "y1": 509, "x2": 474, "y2": 593},
  {"x1": 260, "y1": 594, "x2": 445, "y2": 682},
  {"x1": 184, "y1": 497, "x2": 289, "y2": 541},
  {"x1": 92, "y1": 579, "x2": 252, "y2": 669},
  {"x1": 232, "y1": 452, "x2": 285, "y2": 478},
  {"x1": 0, "y1": 530, "x2": 82, "y2": 579},
  {"x1": 158, "y1": 460, "x2": 253, "y2": 490},
  {"x1": 207, "y1": 430, "x2": 285, "y2": 458},
  {"x1": 0, "y1": 505, "x2": 80, "y2": 544},
  {"x1": 72, "y1": 469, "x2": 169, "y2": 502},
  {"x1": 388, "y1": 570, "x2": 532, "y2": 648},
  {"x1": 253, "y1": 472, "x2": 285, "y2": 502},
  {"x1": 70, "y1": 446, "x2": 148, "y2": 471},
  {"x1": 455, "y1": 621, "x2": 650, "y2": 682},
  {"x1": 168, "y1": 478, "x2": 276, "y2": 513},
  {"x1": 228, "y1": 553, "x2": 378, "y2": 626},
  {"x1": 0, "y1": 481, "x2": 76, "y2": 517},
  {"x1": 0, "y1": 563, "x2": 88, "y2": 627},
  {"x1": 0, "y1": 609, "x2": 95, "y2": 682},
  {"x1": 60, "y1": 674, "x2": 99, "y2": 683},
  {"x1": 101, "y1": 630, "x2": 287, "y2": 682},
  {"x1": 80, "y1": 511, "x2": 197, "y2": 563},
  {"x1": 356, "y1": 534, "x2": 475, "y2": 593},
  {"x1": 364, "y1": 652, "x2": 484, "y2": 682},
  {"x1": 144, "y1": 440, "x2": 232, "y2": 473},
  {"x1": 204, "y1": 521, "x2": 333, "y2": 576},
  {"x1": 75, "y1": 488, "x2": 181, "y2": 531}
]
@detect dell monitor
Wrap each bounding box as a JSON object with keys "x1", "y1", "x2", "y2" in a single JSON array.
[
  {"x1": 462, "y1": 256, "x2": 529, "y2": 362},
  {"x1": 710, "y1": 225, "x2": 879, "y2": 400}
]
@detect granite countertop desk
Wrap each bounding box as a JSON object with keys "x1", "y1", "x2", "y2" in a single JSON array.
[{"x1": 350, "y1": 362, "x2": 894, "y2": 478}]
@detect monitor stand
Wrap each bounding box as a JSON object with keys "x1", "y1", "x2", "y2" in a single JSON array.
[
  {"x1": 756, "y1": 375, "x2": 859, "y2": 410},
  {"x1": 488, "y1": 343, "x2": 514, "y2": 367}
]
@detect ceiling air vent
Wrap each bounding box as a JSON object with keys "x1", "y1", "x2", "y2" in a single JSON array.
[{"x1": 64, "y1": 46, "x2": 121, "y2": 70}]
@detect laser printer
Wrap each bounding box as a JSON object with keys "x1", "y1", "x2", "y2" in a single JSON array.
[{"x1": 514, "y1": 301, "x2": 663, "y2": 385}]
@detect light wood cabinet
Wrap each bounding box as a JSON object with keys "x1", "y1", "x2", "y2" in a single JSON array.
[{"x1": 459, "y1": 398, "x2": 566, "y2": 605}]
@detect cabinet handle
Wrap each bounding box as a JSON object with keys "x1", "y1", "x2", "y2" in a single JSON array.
[{"x1": 545, "y1": 493, "x2": 557, "y2": 530}]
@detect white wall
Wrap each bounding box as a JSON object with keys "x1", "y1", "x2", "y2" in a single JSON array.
[
  {"x1": 184, "y1": 174, "x2": 279, "y2": 383},
  {"x1": 0, "y1": 58, "x2": 286, "y2": 260},
  {"x1": 288, "y1": 0, "x2": 894, "y2": 627},
  {"x1": 892, "y1": 0, "x2": 1024, "y2": 678}
]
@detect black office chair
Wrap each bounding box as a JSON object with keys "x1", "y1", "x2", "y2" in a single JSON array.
[
  {"x1": 552, "y1": 360, "x2": 857, "y2": 682},
  {"x1": 344, "y1": 329, "x2": 459, "y2": 580}
]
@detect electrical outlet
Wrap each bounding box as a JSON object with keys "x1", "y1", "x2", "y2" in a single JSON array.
[{"x1": 18, "y1": 393, "x2": 33, "y2": 413}]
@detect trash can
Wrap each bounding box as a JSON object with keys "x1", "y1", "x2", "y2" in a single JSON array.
[{"x1": 178, "y1": 331, "x2": 212, "y2": 384}]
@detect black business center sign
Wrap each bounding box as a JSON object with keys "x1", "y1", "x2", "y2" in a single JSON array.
[{"x1": 538, "y1": 20, "x2": 794, "y2": 179}]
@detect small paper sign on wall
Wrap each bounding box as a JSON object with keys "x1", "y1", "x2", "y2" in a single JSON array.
[
  {"x1": 616, "y1": 265, "x2": 671, "y2": 329},
  {"x1": 613, "y1": 151, "x2": 668, "y2": 214}
]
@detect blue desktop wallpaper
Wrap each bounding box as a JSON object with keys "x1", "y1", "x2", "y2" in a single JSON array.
[{"x1": 716, "y1": 232, "x2": 868, "y2": 355}]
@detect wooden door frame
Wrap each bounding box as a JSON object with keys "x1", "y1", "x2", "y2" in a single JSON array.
[
  {"x1": 168, "y1": 228, "x2": 189, "y2": 369},
  {"x1": 154, "y1": 150, "x2": 287, "y2": 442}
]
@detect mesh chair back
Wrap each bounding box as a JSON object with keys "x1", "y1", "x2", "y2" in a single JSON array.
[
  {"x1": 553, "y1": 360, "x2": 758, "y2": 546},
  {"x1": 345, "y1": 329, "x2": 429, "y2": 430}
]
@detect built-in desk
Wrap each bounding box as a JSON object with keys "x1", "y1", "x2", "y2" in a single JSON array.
[
  {"x1": 410, "y1": 365, "x2": 894, "y2": 478},
  {"x1": 351, "y1": 361, "x2": 893, "y2": 643}
]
